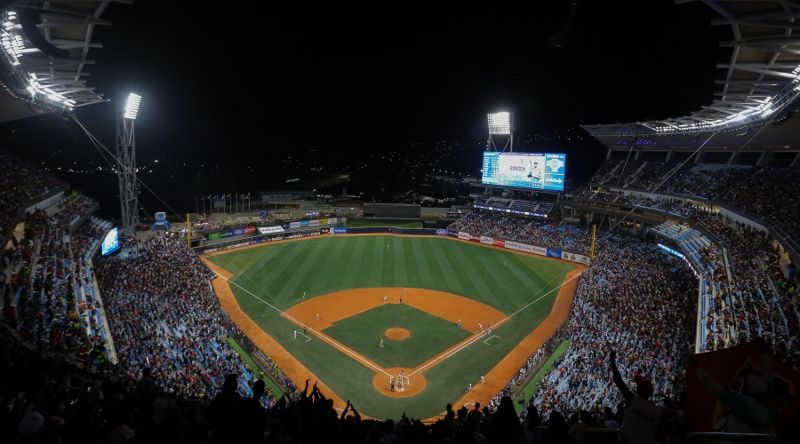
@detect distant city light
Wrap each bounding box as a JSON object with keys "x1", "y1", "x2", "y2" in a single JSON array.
[{"x1": 124, "y1": 93, "x2": 142, "y2": 119}]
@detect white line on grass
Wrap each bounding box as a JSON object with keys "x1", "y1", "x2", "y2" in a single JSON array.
[
  {"x1": 212, "y1": 271, "x2": 393, "y2": 377},
  {"x1": 408, "y1": 269, "x2": 583, "y2": 377}
]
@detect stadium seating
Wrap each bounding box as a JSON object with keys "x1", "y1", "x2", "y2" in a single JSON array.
[
  {"x1": 94, "y1": 235, "x2": 270, "y2": 399},
  {"x1": 530, "y1": 241, "x2": 696, "y2": 416},
  {"x1": 0, "y1": 151, "x2": 65, "y2": 255},
  {"x1": 580, "y1": 159, "x2": 799, "y2": 365},
  {"x1": 586, "y1": 160, "x2": 800, "y2": 243},
  {"x1": 448, "y1": 212, "x2": 592, "y2": 254},
  {"x1": 1, "y1": 157, "x2": 795, "y2": 442}
]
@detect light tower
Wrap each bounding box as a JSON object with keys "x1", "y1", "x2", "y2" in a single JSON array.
[
  {"x1": 116, "y1": 92, "x2": 141, "y2": 229},
  {"x1": 486, "y1": 111, "x2": 513, "y2": 152}
]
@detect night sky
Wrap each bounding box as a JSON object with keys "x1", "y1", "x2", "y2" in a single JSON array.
[{"x1": 0, "y1": 0, "x2": 727, "y2": 216}]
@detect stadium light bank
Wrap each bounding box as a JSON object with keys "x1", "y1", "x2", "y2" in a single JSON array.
[{"x1": 124, "y1": 93, "x2": 142, "y2": 120}]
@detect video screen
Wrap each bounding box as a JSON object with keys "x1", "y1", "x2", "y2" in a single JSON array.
[
  {"x1": 101, "y1": 227, "x2": 120, "y2": 256},
  {"x1": 481, "y1": 152, "x2": 566, "y2": 191}
]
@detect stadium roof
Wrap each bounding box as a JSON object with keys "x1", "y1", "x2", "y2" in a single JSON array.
[
  {"x1": 583, "y1": 0, "x2": 800, "y2": 144},
  {"x1": 0, "y1": 0, "x2": 123, "y2": 122}
]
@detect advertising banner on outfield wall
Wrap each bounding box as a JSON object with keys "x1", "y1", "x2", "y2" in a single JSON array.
[
  {"x1": 435, "y1": 229, "x2": 447, "y2": 236},
  {"x1": 546, "y1": 248, "x2": 562, "y2": 258},
  {"x1": 561, "y1": 251, "x2": 591, "y2": 265},
  {"x1": 207, "y1": 232, "x2": 221, "y2": 240},
  {"x1": 244, "y1": 226, "x2": 257, "y2": 234},
  {"x1": 232, "y1": 228, "x2": 244, "y2": 236},
  {"x1": 257, "y1": 226, "x2": 285, "y2": 235},
  {"x1": 504, "y1": 240, "x2": 547, "y2": 256},
  {"x1": 333, "y1": 227, "x2": 347, "y2": 234},
  {"x1": 457, "y1": 232, "x2": 470, "y2": 240},
  {"x1": 493, "y1": 239, "x2": 505, "y2": 247},
  {"x1": 480, "y1": 236, "x2": 493, "y2": 245}
]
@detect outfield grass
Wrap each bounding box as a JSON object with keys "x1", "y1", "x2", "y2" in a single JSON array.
[
  {"x1": 323, "y1": 304, "x2": 470, "y2": 368},
  {"x1": 208, "y1": 235, "x2": 574, "y2": 419},
  {"x1": 512, "y1": 340, "x2": 571, "y2": 413},
  {"x1": 346, "y1": 219, "x2": 423, "y2": 228}
]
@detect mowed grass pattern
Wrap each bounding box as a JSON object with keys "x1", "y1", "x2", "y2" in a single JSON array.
[
  {"x1": 207, "y1": 235, "x2": 575, "y2": 419},
  {"x1": 209, "y1": 235, "x2": 572, "y2": 314},
  {"x1": 323, "y1": 304, "x2": 471, "y2": 368}
]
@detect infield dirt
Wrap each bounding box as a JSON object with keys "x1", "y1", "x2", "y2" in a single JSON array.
[{"x1": 201, "y1": 237, "x2": 583, "y2": 420}]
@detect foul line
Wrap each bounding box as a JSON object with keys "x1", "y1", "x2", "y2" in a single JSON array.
[
  {"x1": 407, "y1": 268, "x2": 583, "y2": 377},
  {"x1": 211, "y1": 270, "x2": 392, "y2": 377}
]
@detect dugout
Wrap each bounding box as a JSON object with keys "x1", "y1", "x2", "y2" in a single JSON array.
[{"x1": 363, "y1": 203, "x2": 421, "y2": 219}]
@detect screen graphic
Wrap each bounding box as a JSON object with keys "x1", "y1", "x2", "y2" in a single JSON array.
[
  {"x1": 481, "y1": 152, "x2": 566, "y2": 191},
  {"x1": 101, "y1": 227, "x2": 120, "y2": 256}
]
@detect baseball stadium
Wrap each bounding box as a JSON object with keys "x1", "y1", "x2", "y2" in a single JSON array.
[{"x1": 0, "y1": 1, "x2": 799, "y2": 443}]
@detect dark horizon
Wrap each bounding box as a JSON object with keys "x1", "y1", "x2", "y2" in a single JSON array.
[{"x1": 0, "y1": 0, "x2": 726, "y2": 218}]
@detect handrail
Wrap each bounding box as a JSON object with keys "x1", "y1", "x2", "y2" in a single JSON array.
[{"x1": 685, "y1": 431, "x2": 782, "y2": 443}]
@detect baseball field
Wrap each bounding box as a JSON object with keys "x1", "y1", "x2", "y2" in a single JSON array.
[{"x1": 202, "y1": 234, "x2": 582, "y2": 420}]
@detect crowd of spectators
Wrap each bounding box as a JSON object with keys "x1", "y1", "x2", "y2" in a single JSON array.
[
  {"x1": 0, "y1": 151, "x2": 64, "y2": 243},
  {"x1": 448, "y1": 212, "x2": 592, "y2": 254},
  {"x1": 2, "y1": 320, "x2": 619, "y2": 444},
  {"x1": 587, "y1": 160, "x2": 800, "y2": 242},
  {"x1": 49, "y1": 195, "x2": 98, "y2": 233},
  {"x1": 94, "y1": 234, "x2": 265, "y2": 400},
  {"x1": 667, "y1": 165, "x2": 800, "y2": 241},
  {"x1": 1, "y1": 192, "x2": 109, "y2": 369},
  {"x1": 229, "y1": 324, "x2": 298, "y2": 395},
  {"x1": 579, "y1": 192, "x2": 699, "y2": 219},
  {"x1": 532, "y1": 241, "x2": 696, "y2": 419},
  {"x1": 577, "y1": 167, "x2": 800, "y2": 368},
  {"x1": 687, "y1": 212, "x2": 799, "y2": 364},
  {"x1": 486, "y1": 335, "x2": 563, "y2": 412}
]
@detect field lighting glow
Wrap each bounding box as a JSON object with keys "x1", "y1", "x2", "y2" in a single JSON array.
[
  {"x1": 487, "y1": 112, "x2": 511, "y2": 135},
  {"x1": 124, "y1": 93, "x2": 142, "y2": 119}
]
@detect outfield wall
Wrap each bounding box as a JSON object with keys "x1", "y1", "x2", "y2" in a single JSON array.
[
  {"x1": 449, "y1": 231, "x2": 592, "y2": 266},
  {"x1": 197, "y1": 224, "x2": 591, "y2": 266}
]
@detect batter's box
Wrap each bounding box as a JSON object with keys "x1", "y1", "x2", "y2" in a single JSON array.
[{"x1": 483, "y1": 335, "x2": 500, "y2": 345}]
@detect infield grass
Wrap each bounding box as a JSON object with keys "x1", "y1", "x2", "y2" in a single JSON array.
[
  {"x1": 323, "y1": 303, "x2": 470, "y2": 368},
  {"x1": 207, "y1": 235, "x2": 575, "y2": 419}
]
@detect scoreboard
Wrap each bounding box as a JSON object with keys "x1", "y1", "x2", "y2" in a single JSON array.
[{"x1": 481, "y1": 152, "x2": 566, "y2": 192}]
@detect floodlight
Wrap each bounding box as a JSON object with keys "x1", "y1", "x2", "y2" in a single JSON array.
[
  {"x1": 124, "y1": 93, "x2": 142, "y2": 120},
  {"x1": 487, "y1": 111, "x2": 511, "y2": 135}
]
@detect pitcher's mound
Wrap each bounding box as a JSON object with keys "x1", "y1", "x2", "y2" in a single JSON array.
[
  {"x1": 385, "y1": 327, "x2": 411, "y2": 341},
  {"x1": 373, "y1": 367, "x2": 426, "y2": 398}
]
